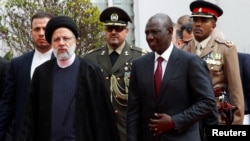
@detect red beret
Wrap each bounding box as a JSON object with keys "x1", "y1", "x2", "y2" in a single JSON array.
[{"x1": 190, "y1": 0, "x2": 223, "y2": 19}]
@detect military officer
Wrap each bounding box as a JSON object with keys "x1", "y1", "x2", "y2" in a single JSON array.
[
  {"x1": 184, "y1": 0, "x2": 244, "y2": 126},
  {"x1": 84, "y1": 6, "x2": 148, "y2": 141}
]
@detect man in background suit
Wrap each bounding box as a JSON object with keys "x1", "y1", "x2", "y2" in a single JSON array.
[
  {"x1": 0, "y1": 11, "x2": 54, "y2": 141},
  {"x1": 126, "y1": 13, "x2": 216, "y2": 141},
  {"x1": 84, "y1": 6, "x2": 147, "y2": 141},
  {"x1": 238, "y1": 52, "x2": 250, "y2": 124},
  {"x1": 0, "y1": 57, "x2": 8, "y2": 98}
]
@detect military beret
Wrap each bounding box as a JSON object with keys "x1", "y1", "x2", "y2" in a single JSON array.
[
  {"x1": 190, "y1": 0, "x2": 223, "y2": 19},
  {"x1": 45, "y1": 16, "x2": 78, "y2": 43},
  {"x1": 100, "y1": 6, "x2": 132, "y2": 26}
]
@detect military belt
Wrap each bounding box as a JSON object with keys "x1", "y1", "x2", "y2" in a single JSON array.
[{"x1": 214, "y1": 87, "x2": 225, "y2": 97}]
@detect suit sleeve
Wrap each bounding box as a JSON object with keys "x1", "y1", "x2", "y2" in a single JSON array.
[
  {"x1": 172, "y1": 55, "x2": 216, "y2": 130},
  {"x1": 0, "y1": 60, "x2": 15, "y2": 140}
]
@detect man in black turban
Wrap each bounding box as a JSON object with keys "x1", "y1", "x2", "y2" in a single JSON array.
[{"x1": 18, "y1": 15, "x2": 120, "y2": 141}]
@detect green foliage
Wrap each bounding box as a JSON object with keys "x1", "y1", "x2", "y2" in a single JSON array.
[
  {"x1": 0, "y1": 0, "x2": 105, "y2": 57},
  {"x1": 3, "y1": 49, "x2": 13, "y2": 61}
]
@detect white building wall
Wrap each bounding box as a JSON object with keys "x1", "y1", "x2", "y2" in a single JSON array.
[
  {"x1": 1, "y1": 0, "x2": 250, "y2": 56},
  {"x1": 134, "y1": 0, "x2": 250, "y2": 53}
]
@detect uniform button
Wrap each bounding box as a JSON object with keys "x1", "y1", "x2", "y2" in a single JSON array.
[
  {"x1": 117, "y1": 77, "x2": 120, "y2": 80},
  {"x1": 114, "y1": 110, "x2": 119, "y2": 114},
  {"x1": 106, "y1": 77, "x2": 109, "y2": 80}
]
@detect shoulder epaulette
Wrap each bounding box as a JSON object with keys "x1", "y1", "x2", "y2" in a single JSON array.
[
  {"x1": 130, "y1": 45, "x2": 148, "y2": 54},
  {"x1": 225, "y1": 40, "x2": 234, "y2": 48},
  {"x1": 86, "y1": 46, "x2": 104, "y2": 54},
  {"x1": 215, "y1": 38, "x2": 234, "y2": 48}
]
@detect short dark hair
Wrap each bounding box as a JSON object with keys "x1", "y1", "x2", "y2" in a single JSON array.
[
  {"x1": 175, "y1": 29, "x2": 181, "y2": 40},
  {"x1": 177, "y1": 15, "x2": 192, "y2": 26},
  {"x1": 30, "y1": 11, "x2": 55, "y2": 28},
  {"x1": 180, "y1": 22, "x2": 193, "y2": 39}
]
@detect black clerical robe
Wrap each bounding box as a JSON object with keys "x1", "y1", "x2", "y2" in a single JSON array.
[{"x1": 18, "y1": 57, "x2": 120, "y2": 141}]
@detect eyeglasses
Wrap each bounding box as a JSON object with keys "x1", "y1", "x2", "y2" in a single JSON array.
[
  {"x1": 52, "y1": 36, "x2": 75, "y2": 43},
  {"x1": 105, "y1": 26, "x2": 126, "y2": 32}
]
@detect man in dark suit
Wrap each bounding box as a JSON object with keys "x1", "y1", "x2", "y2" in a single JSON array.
[
  {"x1": 238, "y1": 52, "x2": 250, "y2": 124},
  {"x1": 0, "y1": 12, "x2": 54, "y2": 141},
  {"x1": 126, "y1": 13, "x2": 216, "y2": 141},
  {"x1": 84, "y1": 6, "x2": 147, "y2": 141},
  {"x1": 0, "y1": 57, "x2": 8, "y2": 98},
  {"x1": 18, "y1": 15, "x2": 119, "y2": 141}
]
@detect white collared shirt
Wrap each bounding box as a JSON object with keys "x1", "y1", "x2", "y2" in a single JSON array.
[
  {"x1": 30, "y1": 49, "x2": 52, "y2": 78},
  {"x1": 195, "y1": 36, "x2": 211, "y2": 54},
  {"x1": 154, "y1": 43, "x2": 174, "y2": 78}
]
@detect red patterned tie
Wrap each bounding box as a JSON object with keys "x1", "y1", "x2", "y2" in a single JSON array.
[{"x1": 154, "y1": 57, "x2": 164, "y2": 96}]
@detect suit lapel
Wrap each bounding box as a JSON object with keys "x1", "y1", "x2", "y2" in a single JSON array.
[
  {"x1": 190, "y1": 38, "x2": 214, "y2": 58},
  {"x1": 23, "y1": 51, "x2": 35, "y2": 80},
  {"x1": 96, "y1": 47, "x2": 112, "y2": 73},
  {"x1": 145, "y1": 53, "x2": 159, "y2": 108},
  {"x1": 200, "y1": 39, "x2": 214, "y2": 58},
  {"x1": 147, "y1": 53, "x2": 156, "y2": 96},
  {"x1": 190, "y1": 40, "x2": 196, "y2": 54},
  {"x1": 96, "y1": 44, "x2": 134, "y2": 75},
  {"x1": 158, "y1": 47, "x2": 180, "y2": 100},
  {"x1": 110, "y1": 45, "x2": 133, "y2": 74}
]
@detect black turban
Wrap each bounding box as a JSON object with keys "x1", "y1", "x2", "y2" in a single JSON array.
[{"x1": 45, "y1": 16, "x2": 78, "y2": 43}]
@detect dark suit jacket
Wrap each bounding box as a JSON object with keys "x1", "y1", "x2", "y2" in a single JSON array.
[
  {"x1": 18, "y1": 57, "x2": 120, "y2": 141},
  {"x1": 238, "y1": 52, "x2": 250, "y2": 114},
  {"x1": 0, "y1": 51, "x2": 53, "y2": 141},
  {"x1": 127, "y1": 47, "x2": 216, "y2": 141},
  {"x1": 0, "y1": 57, "x2": 9, "y2": 98}
]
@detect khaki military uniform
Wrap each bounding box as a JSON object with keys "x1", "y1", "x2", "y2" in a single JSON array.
[
  {"x1": 185, "y1": 37, "x2": 244, "y2": 125},
  {"x1": 84, "y1": 42, "x2": 147, "y2": 141}
]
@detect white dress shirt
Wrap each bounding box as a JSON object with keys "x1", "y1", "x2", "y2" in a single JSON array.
[{"x1": 30, "y1": 49, "x2": 52, "y2": 78}]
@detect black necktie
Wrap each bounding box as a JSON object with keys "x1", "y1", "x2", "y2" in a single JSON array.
[
  {"x1": 110, "y1": 51, "x2": 119, "y2": 66},
  {"x1": 154, "y1": 57, "x2": 164, "y2": 96}
]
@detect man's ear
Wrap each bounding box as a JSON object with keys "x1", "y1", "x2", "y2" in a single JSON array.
[
  {"x1": 168, "y1": 27, "x2": 173, "y2": 34},
  {"x1": 212, "y1": 20, "x2": 217, "y2": 29},
  {"x1": 176, "y1": 39, "x2": 183, "y2": 48}
]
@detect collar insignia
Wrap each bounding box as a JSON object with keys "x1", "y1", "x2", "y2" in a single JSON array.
[{"x1": 101, "y1": 50, "x2": 105, "y2": 55}]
